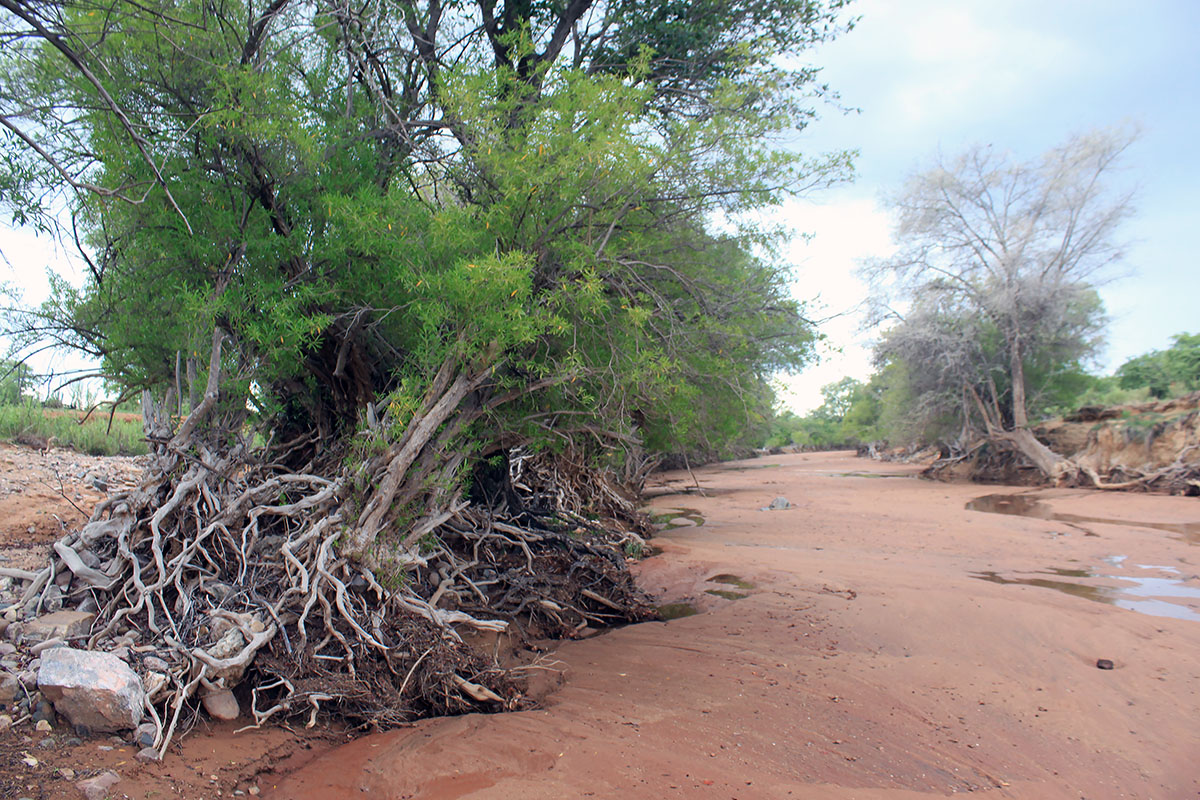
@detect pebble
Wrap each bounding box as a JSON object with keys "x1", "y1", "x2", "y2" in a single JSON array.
[
  {"x1": 143, "y1": 656, "x2": 170, "y2": 672},
  {"x1": 1096, "y1": 658, "x2": 1115, "y2": 670},
  {"x1": 35, "y1": 718, "x2": 52, "y2": 732},
  {"x1": 136, "y1": 746, "x2": 161, "y2": 762}
]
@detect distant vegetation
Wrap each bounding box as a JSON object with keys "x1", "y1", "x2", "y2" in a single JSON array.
[
  {"x1": 0, "y1": 360, "x2": 146, "y2": 456},
  {"x1": 770, "y1": 332, "x2": 1200, "y2": 452}
]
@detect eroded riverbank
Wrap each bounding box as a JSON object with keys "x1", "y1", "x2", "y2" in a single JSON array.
[{"x1": 262, "y1": 450, "x2": 1199, "y2": 799}]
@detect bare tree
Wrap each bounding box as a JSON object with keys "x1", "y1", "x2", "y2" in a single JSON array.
[{"x1": 865, "y1": 127, "x2": 1137, "y2": 482}]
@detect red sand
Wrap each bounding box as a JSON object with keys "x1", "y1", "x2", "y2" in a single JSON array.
[{"x1": 269, "y1": 451, "x2": 1200, "y2": 799}]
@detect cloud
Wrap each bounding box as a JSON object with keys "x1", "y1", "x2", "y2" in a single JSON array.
[{"x1": 772, "y1": 192, "x2": 895, "y2": 412}]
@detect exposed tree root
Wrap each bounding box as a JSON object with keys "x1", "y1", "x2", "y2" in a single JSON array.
[{"x1": 6, "y1": 344, "x2": 655, "y2": 753}]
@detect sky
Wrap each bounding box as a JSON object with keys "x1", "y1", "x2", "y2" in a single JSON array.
[
  {"x1": 1, "y1": 0, "x2": 1198, "y2": 405},
  {"x1": 774, "y1": 0, "x2": 1200, "y2": 412}
]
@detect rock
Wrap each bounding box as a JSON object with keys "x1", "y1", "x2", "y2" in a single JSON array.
[
  {"x1": 768, "y1": 496, "x2": 790, "y2": 509},
  {"x1": 143, "y1": 671, "x2": 168, "y2": 700},
  {"x1": 38, "y1": 647, "x2": 144, "y2": 732},
  {"x1": 77, "y1": 770, "x2": 120, "y2": 800},
  {"x1": 0, "y1": 670, "x2": 18, "y2": 704},
  {"x1": 55, "y1": 570, "x2": 73, "y2": 589},
  {"x1": 201, "y1": 688, "x2": 240, "y2": 721},
  {"x1": 0, "y1": 641, "x2": 12, "y2": 656},
  {"x1": 136, "y1": 746, "x2": 161, "y2": 762},
  {"x1": 31, "y1": 637, "x2": 68, "y2": 656},
  {"x1": 108, "y1": 647, "x2": 130, "y2": 662},
  {"x1": 143, "y1": 656, "x2": 169, "y2": 672},
  {"x1": 18, "y1": 611, "x2": 96, "y2": 644},
  {"x1": 76, "y1": 596, "x2": 99, "y2": 614},
  {"x1": 35, "y1": 718, "x2": 52, "y2": 732},
  {"x1": 134, "y1": 722, "x2": 156, "y2": 748},
  {"x1": 58, "y1": 767, "x2": 76, "y2": 780},
  {"x1": 77, "y1": 550, "x2": 102, "y2": 570},
  {"x1": 33, "y1": 698, "x2": 55, "y2": 723},
  {"x1": 1096, "y1": 658, "x2": 1115, "y2": 670},
  {"x1": 43, "y1": 584, "x2": 64, "y2": 613},
  {"x1": 248, "y1": 786, "x2": 260, "y2": 796},
  {"x1": 0, "y1": 714, "x2": 12, "y2": 731},
  {"x1": 91, "y1": 478, "x2": 109, "y2": 493}
]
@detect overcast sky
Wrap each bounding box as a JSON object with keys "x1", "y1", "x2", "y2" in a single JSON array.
[
  {"x1": 2, "y1": 1, "x2": 1197, "y2": 405},
  {"x1": 775, "y1": 0, "x2": 1200, "y2": 411}
]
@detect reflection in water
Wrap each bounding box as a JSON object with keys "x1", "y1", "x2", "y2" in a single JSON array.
[
  {"x1": 971, "y1": 571, "x2": 1114, "y2": 604},
  {"x1": 708, "y1": 573, "x2": 754, "y2": 589},
  {"x1": 651, "y1": 508, "x2": 706, "y2": 531},
  {"x1": 966, "y1": 493, "x2": 1200, "y2": 544},
  {"x1": 970, "y1": 565, "x2": 1200, "y2": 623}
]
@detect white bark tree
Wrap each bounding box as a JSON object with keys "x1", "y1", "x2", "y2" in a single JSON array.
[{"x1": 865, "y1": 127, "x2": 1137, "y2": 482}]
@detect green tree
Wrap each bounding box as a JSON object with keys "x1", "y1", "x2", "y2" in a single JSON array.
[{"x1": 0, "y1": 0, "x2": 854, "y2": 741}]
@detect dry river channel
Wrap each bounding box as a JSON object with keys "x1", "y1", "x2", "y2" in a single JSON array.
[{"x1": 270, "y1": 450, "x2": 1199, "y2": 800}]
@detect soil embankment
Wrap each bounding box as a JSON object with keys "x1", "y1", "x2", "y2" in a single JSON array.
[{"x1": 269, "y1": 451, "x2": 1200, "y2": 799}]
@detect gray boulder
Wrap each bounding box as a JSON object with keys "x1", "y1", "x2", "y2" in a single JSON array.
[{"x1": 37, "y1": 647, "x2": 144, "y2": 732}]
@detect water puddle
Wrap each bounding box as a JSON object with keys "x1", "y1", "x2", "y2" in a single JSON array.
[
  {"x1": 704, "y1": 589, "x2": 749, "y2": 600},
  {"x1": 657, "y1": 602, "x2": 699, "y2": 620},
  {"x1": 833, "y1": 472, "x2": 911, "y2": 479},
  {"x1": 719, "y1": 463, "x2": 782, "y2": 472},
  {"x1": 966, "y1": 493, "x2": 1200, "y2": 544},
  {"x1": 707, "y1": 573, "x2": 754, "y2": 589},
  {"x1": 971, "y1": 564, "x2": 1200, "y2": 622},
  {"x1": 651, "y1": 508, "x2": 706, "y2": 531}
]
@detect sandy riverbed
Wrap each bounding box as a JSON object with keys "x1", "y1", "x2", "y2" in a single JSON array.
[{"x1": 264, "y1": 450, "x2": 1200, "y2": 799}]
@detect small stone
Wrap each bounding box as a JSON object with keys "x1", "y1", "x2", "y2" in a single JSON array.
[
  {"x1": 76, "y1": 596, "x2": 99, "y2": 614},
  {"x1": 108, "y1": 647, "x2": 130, "y2": 662},
  {"x1": 33, "y1": 699, "x2": 55, "y2": 723},
  {"x1": 37, "y1": 735, "x2": 57, "y2": 748},
  {"x1": 43, "y1": 584, "x2": 64, "y2": 613},
  {"x1": 136, "y1": 746, "x2": 161, "y2": 762},
  {"x1": 77, "y1": 770, "x2": 120, "y2": 800},
  {"x1": 55, "y1": 571, "x2": 73, "y2": 589},
  {"x1": 134, "y1": 722, "x2": 156, "y2": 748},
  {"x1": 0, "y1": 670, "x2": 18, "y2": 704},
  {"x1": 58, "y1": 767, "x2": 76, "y2": 780},
  {"x1": 35, "y1": 719, "x2": 52, "y2": 732},
  {"x1": 143, "y1": 656, "x2": 169, "y2": 672},
  {"x1": 77, "y1": 550, "x2": 102, "y2": 570},
  {"x1": 248, "y1": 786, "x2": 260, "y2": 796},
  {"x1": 64, "y1": 737, "x2": 83, "y2": 746},
  {"x1": 0, "y1": 714, "x2": 12, "y2": 731},
  {"x1": 768, "y1": 496, "x2": 790, "y2": 510},
  {"x1": 18, "y1": 611, "x2": 96, "y2": 644},
  {"x1": 0, "y1": 642, "x2": 15, "y2": 656},
  {"x1": 1096, "y1": 658, "x2": 1115, "y2": 670},
  {"x1": 201, "y1": 688, "x2": 240, "y2": 721}
]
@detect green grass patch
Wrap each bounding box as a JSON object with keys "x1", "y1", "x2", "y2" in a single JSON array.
[{"x1": 0, "y1": 402, "x2": 148, "y2": 456}]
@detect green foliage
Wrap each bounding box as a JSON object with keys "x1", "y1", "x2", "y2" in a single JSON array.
[
  {"x1": 1, "y1": 0, "x2": 853, "y2": 499},
  {"x1": 1116, "y1": 333, "x2": 1200, "y2": 399},
  {"x1": 0, "y1": 401, "x2": 146, "y2": 456}
]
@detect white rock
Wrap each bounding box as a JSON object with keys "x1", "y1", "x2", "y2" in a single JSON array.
[{"x1": 38, "y1": 647, "x2": 144, "y2": 732}]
